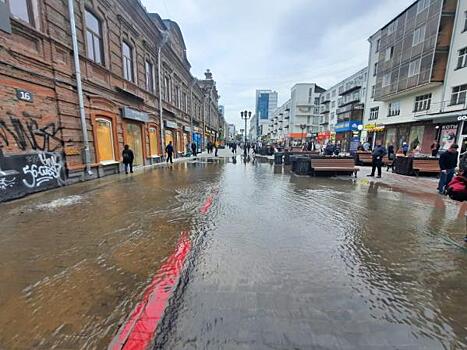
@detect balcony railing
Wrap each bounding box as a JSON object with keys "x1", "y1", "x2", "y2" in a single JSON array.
[{"x1": 412, "y1": 99, "x2": 467, "y2": 118}]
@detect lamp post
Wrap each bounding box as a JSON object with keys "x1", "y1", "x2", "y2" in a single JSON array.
[
  {"x1": 299, "y1": 123, "x2": 307, "y2": 145},
  {"x1": 241, "y1": 111, "x2": 251, "y2": 155}
]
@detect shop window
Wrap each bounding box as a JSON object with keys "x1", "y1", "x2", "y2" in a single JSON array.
[
  {"x1": 451, "y1": 84, "x2": 467, "y2": 106},
  {"x1": 145, "y1": 60, "x2": 154, "y2": 93},
  {"x1": 457, "y1": 47, "x2": 467, "y2": 70},
  {"x1": 369, "y1": 107, "x2": 379, "y2": 121},
  {"x1": 96, "y1": 118, "x2": 115, "y2": 162},
  {"x1": 122, "y1": 41, "x2": 134, "y2": 82},
  {"x1": 149, "y1": 127, "x2": 159, "y2": 156},
  {"x1": 388, "y1": 101, "x2": 400, "y2": 117},
  {"x1": 7, "y1": 0, "x2": 35, "y2": 26},
  {"x1": 85, "y1": 10, "x2": 103, "y2": 65},
  {"x1": 414, "y1": 93, "x2": 432, "y2": 112}
]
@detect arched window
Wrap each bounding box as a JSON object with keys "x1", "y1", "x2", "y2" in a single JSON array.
[
  {"x1": 96, "y1": 118, "x2": 115, "y2": 162},
  {"x1": 85, "y1": 10, "x2": 104, "y2": 64},
  {"x1": 149, "y1": 127, "x2": 159, "y2": 156}
]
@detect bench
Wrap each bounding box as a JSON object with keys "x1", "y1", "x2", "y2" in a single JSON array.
[
  {"x1": 413, "y1": 159, "x2": 439, "y2": 177},
  {"x1": 311, "y1": 158, "x2": 359, "y2": 177},
  {"x1": 356, "y1": 151, "x2": 372, "y2": 165}
]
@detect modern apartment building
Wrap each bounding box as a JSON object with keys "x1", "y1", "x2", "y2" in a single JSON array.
[
  {"x1": 363, "y1": 0, "x2": 467, "y2": 154},
  {"x1": 319, "y1": 68, "x2": 368, "y2": 150}
]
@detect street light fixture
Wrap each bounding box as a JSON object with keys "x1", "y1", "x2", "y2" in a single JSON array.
[{"x1": 241, "y1": 111, "x2": 252, "y2": 156}]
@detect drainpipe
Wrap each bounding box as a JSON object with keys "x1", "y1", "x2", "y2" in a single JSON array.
[
  {"x1": 189, "y1": 79, "x2": 197, "y2": 145},
  {"x1": 157, "y1": 32, "x2": 169, "y2": 159},
  {"x1": 67, "y1": 0, "x2": 92, "y2": 176},
  {"x1": 202, "y1": 93, "x2": 206, "y2": 151}
]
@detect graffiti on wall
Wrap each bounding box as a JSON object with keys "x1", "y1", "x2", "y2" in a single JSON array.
[
  {"x1": 0, "y1": 151, "x2": 66, "y2": 202},
  {"x1": 0, "y1": 113, "x2": 64, "y2": 152}
]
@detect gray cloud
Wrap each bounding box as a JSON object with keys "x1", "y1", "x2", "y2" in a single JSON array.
[{"x1": 142, "y1": 0, "x2": 412, "y2": 129}]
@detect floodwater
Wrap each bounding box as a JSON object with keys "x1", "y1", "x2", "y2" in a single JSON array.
[{"x1": 0, "y1": 155, "x2": 466, "y2": 349}]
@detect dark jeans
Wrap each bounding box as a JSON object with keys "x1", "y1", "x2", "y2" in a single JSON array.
[
  {"x1": 215, "y1": 148, "x2": 218, "y2": 157},
  {"x1": 438, "y1": 169, "x2": 455, "y2": 194},
  {"x1": 371, "y1": 158, "x2": 382, "y2": 177},
  {"x1": 167, "y1": 153, "x2": 173, "y2": 164},
  {"x1": 124, "y1": 162, "x2": 133, "y2": 173},
  {"x1": 191, "y1": 148, "x2": 197, "y2": 156}
]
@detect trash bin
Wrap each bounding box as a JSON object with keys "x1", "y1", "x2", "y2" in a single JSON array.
[
  {"x1": 284, "y1": 152, "x2": 291, "y2": 166},
  {"x1": 294, "y1": 156, "x2": 311, "y2": 175},
  {"x1": 274, "y1": 152, "x2": 284, "y2": 165}
]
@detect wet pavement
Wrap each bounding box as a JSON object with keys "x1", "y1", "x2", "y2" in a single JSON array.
[{"x1": 0, "y1": 151, "x2": 466, "y2": 349}]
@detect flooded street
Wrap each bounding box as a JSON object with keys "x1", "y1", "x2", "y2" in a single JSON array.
[{"x1": 1, "y1": 155, "x2": 466, "y2": 349}]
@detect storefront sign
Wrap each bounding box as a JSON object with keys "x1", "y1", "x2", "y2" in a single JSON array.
[
  {"x1": 164, "y1": 120, "x2": 178, "y2": 129},
  {"x1": 364, "y1": 123, "x2": 385, "y2": 132},
  {"x1": 16, "y1": 89, "x2": 33, "y2": 103},
  {"x1": 122, "y1": 107, "x2": 149, "y2": 123},
  {"x1": 183, "y1": 126, "x2": 191, "y2": 132},
  {"x1": 457, "y1": 115, "x2": 467, "y2": 121},
  {"x1": 439, "y1": 124, "x2": 458, "y2": 151},
  {"x1": 335, "y1": 121, "x2": 362, "y2": 133}
]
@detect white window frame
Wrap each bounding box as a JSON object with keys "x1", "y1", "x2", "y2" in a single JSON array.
[
  {"x1": 451, "y1": 84, "x2": 467, "y2": 105},
  {"x1": 408, "y1": 59, "x2": 421, "y2": 77},
  {"x1": 7, "y1": 0, "x2": 36, "y2": 27},
  {"x1": 382, "y1": 74, "x2": 391, "y2": 88},
  {"x1": 412, "y1": 25, "x2": 426, "y2": 46},
  {"x1": 122, "y1": 41, "x2": 134, "y2": 82},
  {"x1": 387, "y1": 20, "x2": 398, "y2": 35},
  {"x1": 385, "y1": 47, "x2": 393, "y2": 62},
  {"x1": 145, "y1": 60, "x2": 155, "y2": 93},
  {"x1": 375, "y1": 39, "x2": 381, "y2": 53},
  {"x1": 414, "y1": 93, "x2": 432, "y2": 112},
  {"x1": 373, "y1": 62, "x2": 378, "y2": 77},
  {"x1": 388, "y1": 101, "x2": 401, "y2": 117},
  {"x1": 457, "y1": 47, "x2": 467, "y2": 69},
  {"x1": 417, "y1": 0, "x2": 430, "y2": 14},
  {"x1": 369, "y1": 107, "x2": 379, "y2": 120}
]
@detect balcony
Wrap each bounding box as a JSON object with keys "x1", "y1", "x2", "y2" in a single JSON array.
[
  {"x1": 338, "y1": 96, "x2": 361, "y2": 108},
  {"x1": 339, "y1": 82, "x2": 362, "y2": 96},
  {"x1": 321, "y1": 106, "x2": 330, "y2": 114},
  {"x1": 321, "y1": 96, "x2": 331, "y2": 104},
  {"x1": 320, "y1": 117, "x2": 330, "y2": 125}
]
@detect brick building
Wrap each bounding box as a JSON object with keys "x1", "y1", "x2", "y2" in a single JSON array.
[{"x1": 0, "y1": 0, "x2": 222, "y2": 202}]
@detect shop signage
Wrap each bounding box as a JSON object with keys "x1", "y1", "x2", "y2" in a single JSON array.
[
  {"x1": 164, "y1": 120, "x2": 178, "y2": 129},
  {"x1": 457, "y1": 115, "x2": 467, "y2": 121},
  {"x1": 122, "y1": 107, "x2": 149, "y2": 123},
  {"x1": 16, "y1": 89, "x2": 33, "y2": 103},
  {"x1": 183, "y1": 126, "x2": 191, "y2": 132},
  {"x1": 364, "y1": 123, "x2": 385, "y2": 132},
  {"x1": 335, "y1": 121, "x2": 362, "y2": 133}
]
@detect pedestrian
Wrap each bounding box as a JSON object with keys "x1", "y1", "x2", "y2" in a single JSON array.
[
  {"x1": 247, "y1": 143, "x2": 251, "y2": 154},
  {"x1": 363, "y1": 141, "x2": 371, "y2": 152},
  {"x1": 122, "y1": 144, "x2": 134, "y2": 174},
  {"x1": 191, "y1": 141, "x2": 197, "y2": 156},
  {"x1": 207, "y1": 141, "x2": 213, "y2": 154},
  {"x1": 307, "y1": 142, "x2": 313, "y2": 151},
  {"x1": 368, "y1": 144, "x2": 387, "y2": 178},
  {"x1": 165, "y1": 140, "x2": 174, "y2": 164},
  {"x1": 214, "y1": 140, "x2": 219, "y2": 157},
  {"x1": 438, "y1": 144, "x2": 459, "y2": 194},
  {"x1": 324, "y1": 143, "x2": 335, "y2": 156},
  {"x1": 232, "y1": 143, "x2": 237, "y2": 154},
  {"x1": 402, "y1": 142, "x2": 409, "y2": 156},
  {"x1": 387, "y1": 144, "x2": 395, "y2": 171},
  {"x1": 431, "y1": 141, "x2": 440, "y2": 157}
]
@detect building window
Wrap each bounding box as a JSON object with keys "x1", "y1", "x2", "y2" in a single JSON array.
[
  {"x1": 163, "y1": 76, "x2": 170, "y2": 101},
  {"x1": 375, "y1": 39, "x2": 381, "y2": 52},
  {"x1": 8, "y1": 0, "x2": 35, "y2": 26},
  {"x1": 385, "y1": 47, "x2": 394, "y2": 62},
  {"x1": 331, "y1": 101, "x2": 336, "y2": 109},
  {"x1": 85, "y1": 10, "x2": 103, "y2": 65},
  {"x1": 148, "y1": 127, "x2": 159, "y2": 156},
  {"x1": 122, "y1": 41, "x2": 134, "y2": 82},
  {"x1": 371, "y1": 85, "x2": 376, "y2": 98},
  {"x1": 145, "y1": 61, "x2": 154, "y2": 93},
  {"x1": 369, "y1": 107, "x2": 379, "y2": 120},
  {"x1": 332, "y1": 89, "x2": 336, "y2": 97},
  {"x1": 408, "y1": 59, "x2": 421, "y2": 77},
  {"x1": 412, "y1": 25, "x2": 426, "y2": 46},
  {"x1": 387, "y1": 20, "x2": 397, "y2": 35},
  {"x1": 451, "y1": 84, "x2": 467, "y2": 105},
  {"x1": 174, "y1": 86, "x2": 180, "y2": 108},
  {"x1": 388, "y1": 101, "x2": 401, "y2": 117},
  {"x1": 457, "y1": 47, "x2": 467, "y2": 69},
  {"x1": 373, "y1": 62, "x2": 378, "y2": 77},
  {"x1": 414, "y1": 93, "x2": 432, "y2": 112},
  {"x1": 382, "y1": 74, "x2": 391, "y2": 87},
  {"x1": 95, "y1": 118, "x2": 115, "y2": 162},
  {"x1": 417, "y1": 0, "x2": 430, "y2": 14}
]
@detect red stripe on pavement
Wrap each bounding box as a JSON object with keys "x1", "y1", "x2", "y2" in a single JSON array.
[{"x1": 109, "y1": 194, "x2": 215, "y2": 350}]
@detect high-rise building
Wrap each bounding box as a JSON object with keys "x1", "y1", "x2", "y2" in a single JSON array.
[{"x1": 255, "y1": 90, "x2": 278, "y2": 140}]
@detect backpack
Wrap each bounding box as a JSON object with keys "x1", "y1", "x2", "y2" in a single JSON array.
[{"x1": 446, "y1": 175, "x2": 467, "y2": 202}]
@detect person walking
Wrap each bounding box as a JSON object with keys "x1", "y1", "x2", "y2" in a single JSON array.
[
  {"x1": 368, "y1": 144, "x2": 387, "y2": 178},
  {"x1": 438, "y1": 144, "x2": 459, "y2": 194},
  {"x1": 165, "y1": 141, "x2": 174, "y2": 164},
  {"x1": 386, "y1": 144, "x2": 395, "y2": 171},
  {"x1": 430, "y1": 141, "x2": 440, "y2": 157},
  {"x1": 122, "y1": 144, "x2": 134, "y2": 174},
  {"x1": 232, "y1": 143, "x2": 237, "y2": 154},
  {"x1": 247, "y1": 143, "x2": 251, "y2": 154},
  {"x1": 214, "y1": 140, "x2": 219, "y2": 157},
  {"x1": 191, "y1": 141, "x2": 197, "y2": 157},
  {"x1": 402, "y1": 142, "x2": 409, "y2": 156}
]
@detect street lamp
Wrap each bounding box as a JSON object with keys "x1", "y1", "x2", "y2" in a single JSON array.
[
  {"x1": 241, "y1": 111, "x2": 252, "y2": 156},
  {"x1": 299, "y1": 123, "x2": 307, "y2": 144}
]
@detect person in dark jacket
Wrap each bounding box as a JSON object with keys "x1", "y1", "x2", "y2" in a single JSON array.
[
  {"x1": 368, "y1": 144, "x2": 387, "y2": 178},
  {"x1": 165, "y1": 141, "x2": 174, "y2": 164},
  {"x1": 191, "y1": 142, "x2": 197, "y2": 157},
  {"x1": 438, "y1": 144, "x2": 459, "y2": 194},
  {"x1": 122, "y1": 144, "x2": 134, "y2": 174},
  {"x1": 386, "y1": 145, "x2": 395, "y2": 171},
  {"x1": 460, "y1": 152, "x2": 467, "y2": 173}
]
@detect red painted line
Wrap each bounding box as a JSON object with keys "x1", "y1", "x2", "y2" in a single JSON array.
[
  {"x1": 109, "y1": 231, "x2": 191, "y2": 350},
  {"x1": 109, "y1": 194, "x2": 215, "y2": 350}
]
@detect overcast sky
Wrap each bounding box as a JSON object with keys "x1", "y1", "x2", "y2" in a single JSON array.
[{"x1": 142, "y1": 0, "x2": 411, "y2": 128}]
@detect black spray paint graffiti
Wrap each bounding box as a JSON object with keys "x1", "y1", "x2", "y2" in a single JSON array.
[{"x1": 0, "y1": 113, "x2": 64, "y2": 152}]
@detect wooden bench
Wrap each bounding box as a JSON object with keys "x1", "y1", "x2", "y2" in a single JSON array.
[
  {"x1": 311, "y1": 158, "x2": 359, "y2": 177},
  {"x1": 413, "y1": 159, "x2": 439, "y2": 177},
  {"x1": 356, "y1": 151, "x2": 372, "y2": 165}
]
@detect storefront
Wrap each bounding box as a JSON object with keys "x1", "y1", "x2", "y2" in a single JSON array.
[
  {"x1": 164, "y1": 120, "x2": 178, "y2": 152},
  {"x1": 192, "y1": 127, "x2": 202, "y2": 152},
  {"x1": 183, "y1": 126, "x2": 191, "y2": 152},
  {"x1": 363, "y1": 124, "x2": 385, "y2": 148},
  {"x1": 122, "y1": 107, "x2": 149, "y2": 166},
  {"x1": 381, "y1": 120, "x2": 436, "y2": 155},
  {"x1": 433, "y1": 114, "x2": 467, "y2": 152},
  {"x1": 148, "y1": 126, "x2": 160, "y2": 157},
  {"x1": 334, "y1": 121, "x2": 362, "y2": 152}
]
